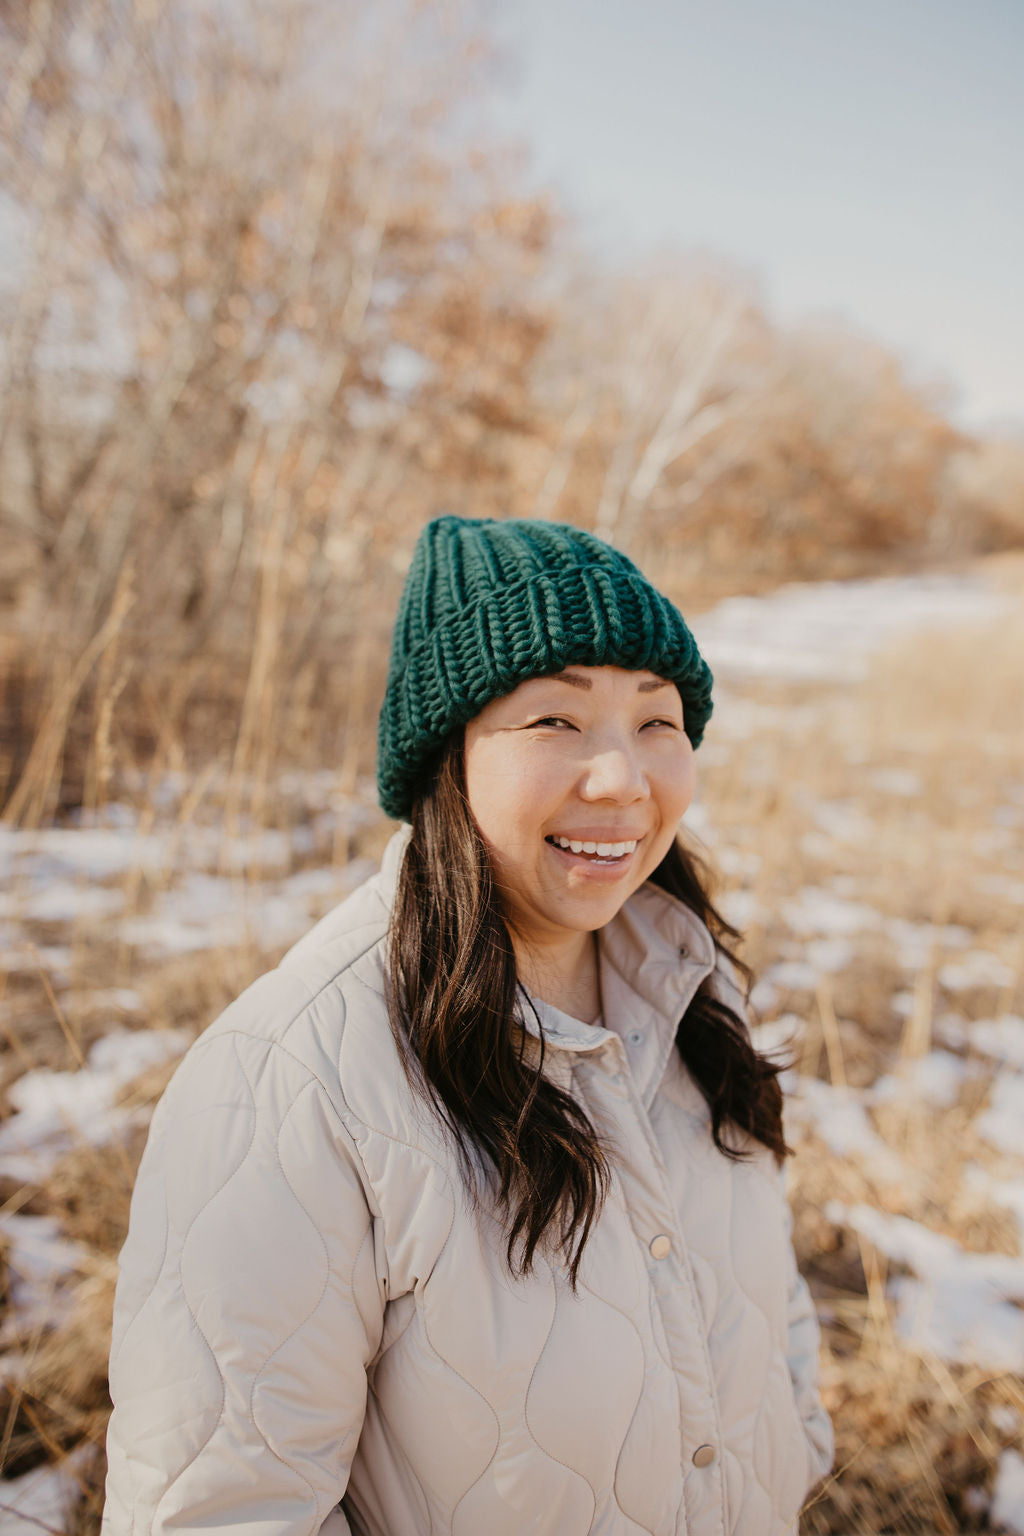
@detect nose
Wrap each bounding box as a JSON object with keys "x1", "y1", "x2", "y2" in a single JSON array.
[{"x1": 578, "y1": 738, "x2": 648, "y2": 803}]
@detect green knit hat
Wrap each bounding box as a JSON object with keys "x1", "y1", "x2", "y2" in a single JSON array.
[{"x1": 377, "y1": 515, "x2": 714, "y2": 820}]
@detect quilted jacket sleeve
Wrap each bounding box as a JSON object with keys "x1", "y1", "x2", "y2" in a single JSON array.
[
  {"x1": 779, "y1": 1169, "x2": 835, "y2": 1491},
  {"x1": 102, "y1": 1026, "x2": 385, "y2": 1536}
]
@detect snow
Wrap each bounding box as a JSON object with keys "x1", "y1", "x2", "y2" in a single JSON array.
[
  {"x1": 0, "y1": 941, "x2": 72, "y2": 980},
  {"x1": 681, "y1": 801, "x2": 715, "y2": 843},
  {"x1": 963, "y1": 1166, "x2": 1024, "y2": 1243},
  {"x1": 790, "y1": 1079, "x2": 904, "y2": 1177},
  {"x1": 992, "y1": 1450, "x2": 1024, "y2": 1534},
  {"x1": 0, "y1": 1446, "x2": 90, "y2": 1535},
  {"x1": 803, "y1": 936, "x2": 856, "y2": 973},
  {"x1": 0, "y1": 1214, "x2": 88, "y2": 1331},
  {"x1": 807, "y1": 799, "x2": 876, "y2": 844},
  {"x1": 0, "y1": 822, "x2": 167, "y2": 882},
  {"x1": 82, "y1": 987, "x2": 144, "y2": 1015},
  {"x1": 118, "y1": 861, "x2": 375, "y2": 958},
  {"x1": 758, "y1": 959, "x2": 820, "y2": 992},
  {"x1": 869, "y1": 1050, "x2": 973, "y2": 1110},
  {"x1": 717, "y1": 887, "x2": 759, "y2": 929},
  {"x1": 0, "y1": 811, "x2": 364, "y2": 942},
  {"x1": 0, "y1": 1027, "x2": 190, "y2": 1183},
  {"x1": 0, "y1": 880, "x2": 124, "y2": 923},
  {"x1": 712, "y1": 846, "x2": 761, "y2": 879},
  {"x1": 968, "y1": 1015, "x2": 1024, "y2": 1070},
  {"x1": 939, "y1": 950, "x2": 1016, "y2": 991},
  {"x1": 990, "y1": 1404, "x2": 1023, "y2": 1436},
  {"x1": 888, "y1": 918, "x2": 971, "y2": 971},
  {"x1": 690, "y1": 571, "x2": 1009, "y2": 684},
  {"x1": 977, "y1": 873, "x2": 1024, "y2": 905},
  {"x1": 976, "y1": 1074, "x2": 1024, "y2": 1158},
  {"x1": 869, "y1": 768, "x2": 922, "y2": 797},
  {"x1": 749, "y1": 1014, "x2": 804, "y2": 1062},
  {"x1": 782, "y1": 887, "x2": 881, "y2": 938},
  {"x1": 831, "y1": 1202, "x2": 1024, "y2": 1373}
]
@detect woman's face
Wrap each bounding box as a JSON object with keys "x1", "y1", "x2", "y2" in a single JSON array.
[{"x1": 463, "y1": 665, "x2": 696, "y2": 957}]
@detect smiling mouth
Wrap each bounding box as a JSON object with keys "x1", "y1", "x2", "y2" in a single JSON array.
[{"x1": 545, "y1": 834, "x2": 639, "y2": 863}]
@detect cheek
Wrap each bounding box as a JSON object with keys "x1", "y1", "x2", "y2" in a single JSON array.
[
  {"x1": 464, "y1": 741, "x2": 547, "y2": 850},
  {"x1": 657, "y1": 743, "x2": 697, "y2": 820}
]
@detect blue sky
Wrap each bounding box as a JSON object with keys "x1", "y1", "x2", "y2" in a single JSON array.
[{"x1": 491, "y1": 0, "x2": 1023, "y2": 433}]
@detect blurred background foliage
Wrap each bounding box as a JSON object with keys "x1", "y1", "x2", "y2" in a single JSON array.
[{"x1": 2, "y1": 0, "x2": 1022, "y2": 827}]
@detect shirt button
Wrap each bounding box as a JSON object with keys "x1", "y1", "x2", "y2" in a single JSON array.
[
  {"x1": 627, "y1": 1029, "x2": 643, "y2": 1045},
  {"x1": 679, "y1": 944, "x2": 689, "y2": 958},
  {"x1": 692, "y1": 1444, "x2": 716, "y2": 1468},
  {"x1": 649, "y1": 1234, "x2": 672, "y2": 1260}
]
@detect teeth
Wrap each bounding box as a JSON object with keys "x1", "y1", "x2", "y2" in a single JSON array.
[{"x1": 551, "y1": 836, "x2": 638, "y2": 857}]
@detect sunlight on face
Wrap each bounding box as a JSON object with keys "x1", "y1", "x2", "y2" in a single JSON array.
[{"x1": 463, "y1": 665, "x2": 696, "y2": 964}]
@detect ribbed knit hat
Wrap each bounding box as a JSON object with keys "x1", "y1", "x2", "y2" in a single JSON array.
[{"x1": 377, "y1": 515, "x2": 714, "y2": 820}]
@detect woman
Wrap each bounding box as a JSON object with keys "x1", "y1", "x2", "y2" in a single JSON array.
[{"x1": 103, "y1": 515, "x2": 833, "y2": 1536}]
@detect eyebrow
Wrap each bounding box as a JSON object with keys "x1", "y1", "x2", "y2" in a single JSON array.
[{"x1": 549, "y1": 670, "x2": 672, "y2": 694}]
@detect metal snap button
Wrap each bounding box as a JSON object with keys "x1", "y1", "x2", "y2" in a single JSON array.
[
  {"x1": 649, "y1": 1233, "x2": 672, "y2": 1260},
  {"x1": 679, "y1": 944, "x2": 689, "y2": 958},
  {"x1": 627, "y1": 1029, "x2": 643, "y2": 1045},
  {"x1": 692, "y1": 1443, "x2": 716, "y2": 1468}
]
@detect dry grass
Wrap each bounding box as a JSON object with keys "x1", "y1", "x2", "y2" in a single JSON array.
[
  {"x1": 0, "y1": 556, "x2": 1022, "y2": 1531},
  {"x1": 692, "y1": 554, "x2": 1024, "y2": 1531}
]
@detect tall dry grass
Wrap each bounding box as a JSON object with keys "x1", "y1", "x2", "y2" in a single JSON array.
[{"x1": 692, "y1": 556, "x2": 1024, "y2": 1531}]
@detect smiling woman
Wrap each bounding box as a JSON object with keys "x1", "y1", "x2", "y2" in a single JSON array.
[
  {"x1": 102, "y1": 516, "x2": 833, "y2": 1536},
  {"x1": 464, "y1": 666, "x2": 696, "y2": 1019}
]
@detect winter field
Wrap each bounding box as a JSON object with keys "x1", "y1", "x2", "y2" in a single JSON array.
[{"x1": 0, "y1": 555, "x2": 1022, "y2": 1534}]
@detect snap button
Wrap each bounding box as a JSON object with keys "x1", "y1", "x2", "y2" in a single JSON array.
[
  {"x1": 649, "y1": 1233, "x2": 672, "y2": 1260},
  {"x1": 692, "y1": 1443, "x2": 716, "y2": 1468},
  {"x1": 627, "y1": 1029, "x2": 643, "y2": 1045},
  {"x1": 679, "y1": 944, "x2": 689, "y2": 958}
]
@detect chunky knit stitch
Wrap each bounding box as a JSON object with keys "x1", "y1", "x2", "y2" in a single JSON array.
[{"x1": 377, "y1": 515, "x2": 714, "y2": 821}]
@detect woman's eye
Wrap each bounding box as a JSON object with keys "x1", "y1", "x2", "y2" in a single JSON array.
[
  {"x1": 641, "y1": 718, "x2": 680, "y2": 731},
  {"x1": 530, "y1": 716, "x2": 573, "y2": 729}
]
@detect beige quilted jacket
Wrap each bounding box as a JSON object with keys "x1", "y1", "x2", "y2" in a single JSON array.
[{"x1": 103, "y1": 829, "x2": 833, "y2": 1536}]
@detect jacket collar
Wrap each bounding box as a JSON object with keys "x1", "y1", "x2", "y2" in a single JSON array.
[
  {"x1": 598, "y1": 878, "x2": 716, "y2": 1106},
  {"x1": 378, "y1": 827, "x2": 717, "y2": 1109}
]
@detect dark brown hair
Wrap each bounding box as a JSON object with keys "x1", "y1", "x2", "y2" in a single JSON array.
[{"x1": 386, "y1": 733, "x2": 789, "y2": 1288}]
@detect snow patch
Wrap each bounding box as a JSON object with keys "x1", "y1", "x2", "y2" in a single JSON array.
[
  {"x1": 993, "y1": 1450, "x2": 1024, "y2": 1534},
  {"x1": 976, "y1": 1074, "x2": 1024, "y2": 1158},
  {"x1": 830, "y1": 1202, "x2": 1024, "y2": 1373},
  {"x1": 0, "y1": 1214, "x2": 88, "y2": 1331},
  {"x1": 789, "y1": 1080, "x2": 904, "y2": 1176},
  {"x1": 869, "y1": 1050, "x2": 973, "y2": 1110},
  {"x1": 782, "y1": 888, "x2": 881, "y2": 938},
  {"x1": 939, "y1": 951, "x2": 1015, "y2": 991},
  {"x1": 0, "y1": 1445, "x2": 89, "y2": 1535},
  {"x1": 691, "y1": 571, "x2": 1008, "y2": 684},
  {"x1": 0, "y1": 1027, "x2": 190, "y2": 1183}
]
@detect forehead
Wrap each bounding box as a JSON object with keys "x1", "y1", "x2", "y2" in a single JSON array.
[{"x1": 511, "y1": 666, "x2": 674, "y2": 697}]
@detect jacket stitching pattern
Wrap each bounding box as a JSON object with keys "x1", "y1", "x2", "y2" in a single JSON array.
[
  {"x1": 521, "y1": 1256, "x2": 600, "y2": 1523},
  {"x1": 248, "y1": 1076, "x2": 347, "y2": 1530},
  {"x1": 153, "y1": 1032, "x2": 257, "y2": 1528},
  {"x1": 577, "y1": 1275, "x2": 657, "y2": 1536},
  {"x1": 367, "y1": 1296, "x2": 417, "y2": 1376},
  {"x1": 410, "y1": 1194, "x2": 502, "y2": 1529},
  {"x1": 107, "y1": 1116, "x2": 172, "y2": 1378}
]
